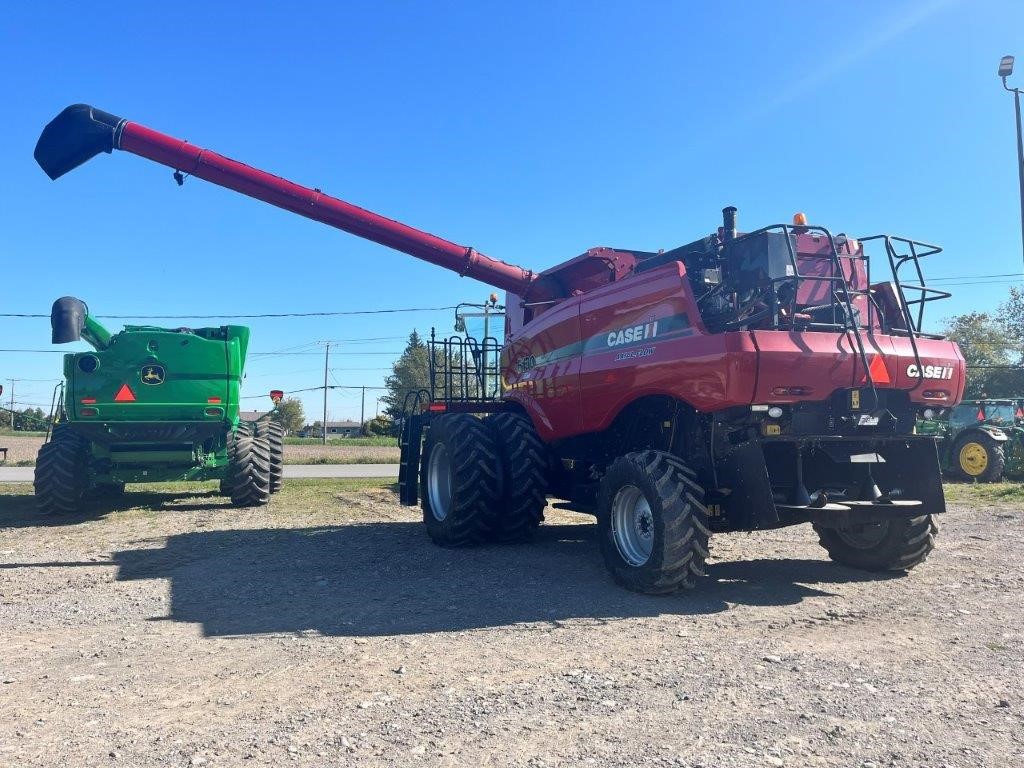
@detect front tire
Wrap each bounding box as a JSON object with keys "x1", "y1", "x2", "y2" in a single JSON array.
[
  {"x1": 420, "y1": 414, "x2": 500, "y2": 547},
  {"x1": 814, "y1": 515, "x2": 938, "y2": 571},
  {"x1": 34, "y1": 425, "x2": 89, "y2": 514},
  {"x1": 228, "y1": 432, "x2": 272, "y2": 507},
  {"x1": 597, "y1": 451, "x2": 710, "y2": 594},
  {"x1": 255, "y1": 421, "x2": 285, "y2": 493},
  {"x1": 954, "y1": 433, "x2": 1005, "y2": 482},
  {"x1": 485, "y1": 411, "x2": 548, "y2": 542}
]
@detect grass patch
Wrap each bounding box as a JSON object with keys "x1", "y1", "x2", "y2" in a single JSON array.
[
  {"x1": 0, "y1": 429, "x2": 47, "y2": 437},
  {"x1": 943, "y1": 482, "x2": 1024, "y2": 503},
  {"x1": 284, "y1": 436, "x2": 397, "y2": 447},
  {"x1": 284, "y1": 455, "x2": 398, "y2": 465}
]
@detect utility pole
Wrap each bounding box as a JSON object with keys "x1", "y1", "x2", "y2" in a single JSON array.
[
  {"x1": 999, "y1": 55, "x2": 1024, "y2": 267},
  {"x1": 8, "y1": 379, "x2": 16, "y2": 425},
  {"x1": 322, "y1": 343, "x2": 330, "y2": 445},
  {"x1": 360, "y1": 386, "x2": 366, "y2": 433}
]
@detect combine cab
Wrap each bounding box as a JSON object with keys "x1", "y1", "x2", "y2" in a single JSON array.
[
  {"x1": 34, "y1": 104, "x2": 965, "y2": 591},
  {"x1": 35, "y1": 297, "x2": 284, "y2": 512}
]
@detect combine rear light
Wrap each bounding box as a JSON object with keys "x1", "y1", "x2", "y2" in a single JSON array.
[
  {"x1": 80, "y1": 397, "x2": 96, "y2": 404},
  {"x1": 80, "y1": 407, "x2": 98, "y2": 417},
  {"x1": 922, "y1": 390, "x2": 949, "y2": 400},
  {"x1": 922, "y1": 408, "x2": 936, "y2": 420},
  {"x1": 207, "y1": 397, "x2": 222, "y2": 404},
  {"x1": 204, "y1": 407, "x2": 224, "y2": 417},
  {"x1": 772, "y1": 386, "x2": 812, "y2": 397},
  {"x1": 792, "y1": 212, "x2": 808, "y2": 226},
  {"x1": 427, "y1": 403, "x2": 447, "y2": 412},
  {"x1": 767, "y1": 406, "x2": 784, "y2": 419}
]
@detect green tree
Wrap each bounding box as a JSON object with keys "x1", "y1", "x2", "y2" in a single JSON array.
[
  {"x1": 362, "y1": 414, "x2": 394, "y2": 436},
  {"x1": 271, "y1": 397, "x2": 305, "y2": 435},
  {"x1": 380, "y1": 330, "x2": 431, "y2": 420},
  {"x1": 944, "y1": 304, "x2": 1024, "y2": 398}
]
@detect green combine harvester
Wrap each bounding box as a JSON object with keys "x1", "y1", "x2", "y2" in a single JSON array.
[{"x1": 34, "y1": 297, "x2": 284, "y2": 512}]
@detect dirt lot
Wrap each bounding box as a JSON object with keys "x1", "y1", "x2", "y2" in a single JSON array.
[
  {"x1": 0, "y1": 435, "x2": 46, "y2": 465},
  {"x1": 1, "y1": 480, "x2": 1022, "y2": 767},
  {"x1": 0, "y1": 435, "x2": 400, "y2": 466}
]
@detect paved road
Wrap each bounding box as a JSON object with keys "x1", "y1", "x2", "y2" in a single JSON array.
[{"x1": 0, "y1": 464, "x2": 399, "y2": 484}]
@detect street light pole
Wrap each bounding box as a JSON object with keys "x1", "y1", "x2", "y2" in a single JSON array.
[{"x1": 999, "y1": 55, "x2": 1024, "y2": 267}]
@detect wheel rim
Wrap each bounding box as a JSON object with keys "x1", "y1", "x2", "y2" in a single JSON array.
[
  {"x1": 959, "y1": 441, "x2": 988, "y2": 476},
  {"x1": 610, "y1": 484, "x2": 655, "y2": 566},
  {"x1": 427, "y1": 443, "x2": 453, "y2": 522},
  {"x1": 834, "y1": 520, "x2": 891, "y2": 549}
]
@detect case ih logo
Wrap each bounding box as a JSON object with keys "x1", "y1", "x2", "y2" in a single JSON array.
[
  {"x1": 906, "y1": 363, "x2": 955, "y2": 380},
  {"x1": 606, "y1": 321, "x2": 659, "y2": 348}
]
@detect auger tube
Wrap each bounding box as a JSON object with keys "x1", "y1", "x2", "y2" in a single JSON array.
[{"x1": 35, "y1": 104, "x2": 536, "y2": 295}]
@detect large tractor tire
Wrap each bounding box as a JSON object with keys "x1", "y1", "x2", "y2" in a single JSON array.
[
  {"x1": 814, "y1": 515, "x2": 938, "y2": 572},
  {"x1": 34, "y1": 425, "x2": 89, "y2": 514},
  {"x1": 954, "y1": 432, "x2": 1005, "y2": 482},
  {"x1": 485, "y1": 411, "x2": 548, "y2": 542},
  {"x1": 228, "y1": 432, "x2": 272, "y2": 507},
  {"x1": 420, "y1": 413, "x2": 500, "y2": 547},
  {"x1": 597, "y1": 451, "x2": 710, "y2": 594},
  {"x1": 255, "y1": 420, "x2": 285, "y2": 493}
]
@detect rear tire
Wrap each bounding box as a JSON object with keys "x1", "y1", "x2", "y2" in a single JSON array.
[
  {"x1": 485, "y1": 411, "x2": 548, "y2": 541},
  {"x1": 420, "y1": 414, "x2": 500, "y2": 547},
  {"x1": 954, "y1": 433, "x2": 1005, "y2": 482},
  {"x1": 814, "y1": 515, "x2": 938, "y2": 571},
  {"x1": 228, "y1": 432, "x2": 272, "y2": 507},
  {"x1": 255, "y1": 421, "x2": 285, "y2": 493},
  {"x1": 597, "y1": 451, "x2": 710, "y2": 594},
  {"x1": 34, "y1": 425, "x2": 89, "y2": 514}
]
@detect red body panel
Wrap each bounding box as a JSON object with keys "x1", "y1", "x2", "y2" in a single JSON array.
[{"x1": 503, "y1": 262, "x2": 965, "y2": 442}]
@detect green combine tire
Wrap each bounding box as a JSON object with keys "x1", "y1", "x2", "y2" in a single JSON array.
[
  {"x1": 34, "y1": 425, "x2": 89, "y2": 514},
  {"x1": 255, "y1": 421, "x2": 285, "y2": 493},
  {"x1": 228, "y1": 433, "x2": 271, "y2": 507}
]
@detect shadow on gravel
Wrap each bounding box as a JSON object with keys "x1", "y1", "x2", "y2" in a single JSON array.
[
  {"x1": 110, "y1": 521, "x2": 893, "y2": 637},
  {"x1": 0, "y1": 490, "x2": 229, "y2": 529}
]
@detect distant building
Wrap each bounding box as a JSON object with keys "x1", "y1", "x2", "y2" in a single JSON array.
[
  {"x1": 239, "y1": 410, "x2": 270, "y2": 422},
  {"x1": 299, "y1": 420, "x2": 362, "y2": 438}
]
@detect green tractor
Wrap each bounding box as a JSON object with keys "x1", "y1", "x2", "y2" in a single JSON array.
[
  {"x1": 917, "y1": 399, "x2": 1024, "y2": 482},
  {"x1": 34, "y1": 297, "x2": 285, "y2": 512}
]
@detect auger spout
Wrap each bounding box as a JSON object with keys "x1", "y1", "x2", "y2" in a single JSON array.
[{"x1": 35, "y1": 104, "x2": 536, "y2": 295}]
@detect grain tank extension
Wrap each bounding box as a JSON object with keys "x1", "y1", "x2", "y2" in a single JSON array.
[{"x1": 36, "y1": 104, "x2": 965, "y2": 592}]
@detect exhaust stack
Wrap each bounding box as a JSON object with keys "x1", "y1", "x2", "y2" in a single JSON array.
[{"x1": 35, "y1": 104, "x2": 536, "y2": 295}]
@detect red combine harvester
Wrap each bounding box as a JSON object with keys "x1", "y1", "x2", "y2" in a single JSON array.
[{"x1": 35, "y1": 104, "x2": 965, "y2": 593}]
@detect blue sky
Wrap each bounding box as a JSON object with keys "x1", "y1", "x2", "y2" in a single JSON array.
[{"x1": 2, "y1": 0, "x2": 1023, "y2": 421}]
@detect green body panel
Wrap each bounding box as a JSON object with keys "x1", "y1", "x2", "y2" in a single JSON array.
[
  {"x1": 58, "y1": 316, "x2": 254, "y2": 486},
  {"x1": 918, "y1": 399, "x2": 1024, "y2": 479}
]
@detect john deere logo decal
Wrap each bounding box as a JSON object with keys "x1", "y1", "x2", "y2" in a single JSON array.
[{"x1": 140, "y1": 365, "x2": 166, "y2": 385}]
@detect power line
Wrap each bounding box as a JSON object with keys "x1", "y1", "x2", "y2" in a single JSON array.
[{"x1": 0, "y1": 306, "x2": 459, "y2": 320}]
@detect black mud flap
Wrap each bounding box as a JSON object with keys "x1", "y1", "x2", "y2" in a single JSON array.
[
  {"x1": 398, "y1": 414, "x2": 425, "y2": 506},
  {"x1": 716, "y1": 441, "x2": 779, "y2": 528}
]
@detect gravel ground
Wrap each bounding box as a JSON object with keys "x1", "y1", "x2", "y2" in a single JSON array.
[
  {"x1": 0, "y1": 480, "x2": 1021, "y2": 767},
  {"x1": 0, "y1": 435, "x2": 400, "y2": 465}
]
